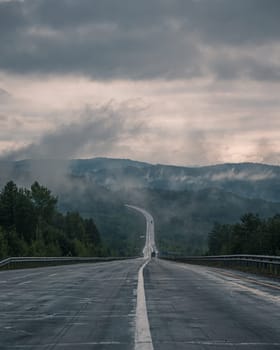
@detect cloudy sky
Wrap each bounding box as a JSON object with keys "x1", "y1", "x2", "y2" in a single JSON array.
[{"x1": 0, "y1": 0, "x2": 280, "y2": 166}]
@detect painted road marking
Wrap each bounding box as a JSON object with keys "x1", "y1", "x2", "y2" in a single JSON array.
[
  {"x1": 135, "y1": 259, "x2": 154, "y2": 350},
  {"x1": 126, "y1": 205, "x2": 157, "y2": 349},
  {"x1": 18, "y1": 280, "x2": 32, "y2": 286},
  {"x1": 176, "y1": 262, "x2": 280, "y2": 304},
  {"x1": 212, "y1": 269, "x2": 280, "y2": 291}
]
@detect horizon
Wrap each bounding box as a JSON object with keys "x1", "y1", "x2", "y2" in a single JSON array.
[{"x1": 1, "y1": 156, "x2": 279, "y2": 169}]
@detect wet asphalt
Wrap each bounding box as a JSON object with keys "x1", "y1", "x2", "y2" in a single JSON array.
[
  {"x1": 0, "y1": 259, "x2": 143, "y2": 350},
  {"x1": 0, "y1": 258, "x2": 280, "y2": 350},
  {"x1": 145, "y1": 259, "x2": 280, "y2": 350}
]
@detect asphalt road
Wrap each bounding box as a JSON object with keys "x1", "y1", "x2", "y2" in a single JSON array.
[
  {"x1": 125, "y1": 205, "x2": 157, "y2": 259},
  {"x1": 0, "y1": 259, "x2": 144, "y2": 350},
  {"x1": 144, "y1": 258, "x2": 280, "y2": 350},
  {"x1": 1, "y1": 206, "x2": 280, "y2": 350},
  {"x1": 1, "y1": 260, "x2": 280, "y2": 350}
]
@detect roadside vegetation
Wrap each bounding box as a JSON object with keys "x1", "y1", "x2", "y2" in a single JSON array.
[
  {"x1": 208, "y1": 213, "x2": 280, "y2": 256},
  {"x1": 0, "y1": 181, "x2": 104, "y2": 259}
]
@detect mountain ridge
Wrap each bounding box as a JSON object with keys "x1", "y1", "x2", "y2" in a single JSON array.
[{"x1": 1, "y1": 157, "x2": 280, "y2": 202}]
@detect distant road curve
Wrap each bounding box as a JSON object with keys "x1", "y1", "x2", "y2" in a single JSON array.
[{"x1": 125, "y1": 205, "x2": 158, "y2": 259}]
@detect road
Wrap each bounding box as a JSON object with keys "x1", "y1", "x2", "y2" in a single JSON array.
[
  {"x1": 125, "y1": 205, "x2": 157, "y2": 259},
  {"x1": 144, "y1": 259, "x2": 280, "y2": 350},
  {"x1": 0, "y1": 259, "x2": 144, "y2": 349},
  {"x1": 1, "y1": 207, "x2": 280, "y2": 350}
]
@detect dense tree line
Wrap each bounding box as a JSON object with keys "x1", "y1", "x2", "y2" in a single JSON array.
[
  {"x1": 208, "y1": 213, "x2": 280, "y2": 256},
  {"x1": 0, "y1": 181, "x2": 103, "y2": 258}
]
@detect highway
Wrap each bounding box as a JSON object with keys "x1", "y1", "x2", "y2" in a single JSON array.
[
  {"x1": 145, "y1": 259, "x2": 280, "y2": 349},
  {"x1": 0, "y1": 259, "x2": 144, "y2": 349},
  {"x1": 125, "y1": 205, "x2": 157, "y2": 259},
  {"x1": 1, "y1": 207, "x2": 280, "y2": 349}
]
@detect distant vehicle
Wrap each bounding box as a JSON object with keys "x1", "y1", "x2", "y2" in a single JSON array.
[{"x1": 151, "y1": 251, "x2": 156, "y2": 258}]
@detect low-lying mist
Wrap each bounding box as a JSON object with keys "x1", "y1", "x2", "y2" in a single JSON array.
[{"x1": 1, "y1": 158, "x2": 280, "y2": 255}]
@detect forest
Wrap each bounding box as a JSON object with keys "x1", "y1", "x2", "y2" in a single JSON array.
[
  {"x1": 208, "y1": 213, "x2": 280, "y2": 256},
  {"x1": 1, "y1": 179, "x2": 279, "y2": 259},
  {"x1": 0, "y1": 181, "x2": 104, "y2": 259}
]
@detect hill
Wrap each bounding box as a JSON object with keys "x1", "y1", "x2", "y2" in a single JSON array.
[{"x1": 0, "y1": 158, "x2": 280, "y2": 255}]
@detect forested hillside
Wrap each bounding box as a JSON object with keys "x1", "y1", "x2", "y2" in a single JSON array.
[
  {"x1": 119, "y1": 187, "x2": 280, "y2": 255},
  {"x1": 1, "y1": 158, "x2": 280, "y2": 256},
  {"x1": 0, "y1": 181, "x2": 103, "y2": 258}
]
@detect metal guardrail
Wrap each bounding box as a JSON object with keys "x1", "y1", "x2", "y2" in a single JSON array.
[
  {"x1": 160, "y1": 254, "x2": 280, "y2": 275},
  {"x1": 0, "y1": 256, "x2": 138, "y2": 269}
]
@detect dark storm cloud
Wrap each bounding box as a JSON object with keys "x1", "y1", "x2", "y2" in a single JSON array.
[
  {"x1": 209, "y1": 54, "x2": 280, "y2": 82},
  {"x1": 0, "y1": 0, "x2": 280, "y2": 79}
]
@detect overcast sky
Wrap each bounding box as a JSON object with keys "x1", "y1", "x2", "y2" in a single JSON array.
[{"x1": 0, "y1": 0, "x2": 280, "y2": 165}]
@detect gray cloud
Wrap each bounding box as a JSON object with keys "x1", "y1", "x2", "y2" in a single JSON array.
[
  {"x1": 1, "y1": 1, "x2": 280, "y2": 166},
  {"x1": 0, "y1": 87, "x2": 11, "y2": 100},
  {"x1": 1, "y1": 104, "x2": 144, "y2": 160},
  {"x1": 255, "y1": 138, "x2": 280, "y2": 164},
  {"x1": 1, "y1": 0, "x2": 280, "y2": 80}
]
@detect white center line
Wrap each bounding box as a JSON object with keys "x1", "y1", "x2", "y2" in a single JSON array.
[
  {"x1": 126, "y1": 205, "x2": 156, "y2": 350},
  {"x1": 135, "y1": 259, "x2": 154, "y2": 350}
]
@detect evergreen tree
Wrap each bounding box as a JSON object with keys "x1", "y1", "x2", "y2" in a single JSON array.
[
  {"x1": 0, "y1": 181, "x2": 102, "y2": 259},
  {"x1": 208, "y1": 213, "x2": 280, "y2": 256}
]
